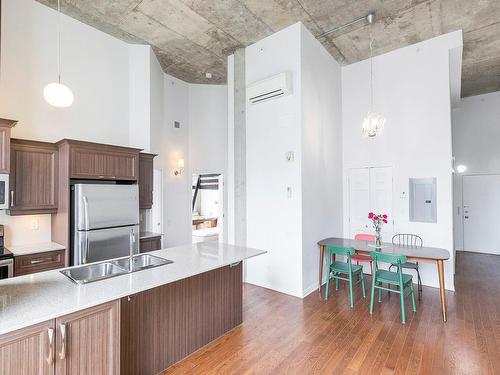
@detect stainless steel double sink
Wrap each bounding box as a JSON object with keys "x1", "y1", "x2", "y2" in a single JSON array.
[{"x1": 60, "y1": 254, "x2": 173, "y2": 285}]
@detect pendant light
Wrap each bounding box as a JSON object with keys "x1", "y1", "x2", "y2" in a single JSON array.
[
  {"x1": 43, "y1": 0, "x2": 74, "y2": 108},
  {"x1": 362, "y1": 13, "x2": 385, "y2": 137}
]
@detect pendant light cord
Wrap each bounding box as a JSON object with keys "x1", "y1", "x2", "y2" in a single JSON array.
[
  {"x1": 57, "y1": 0, "x2": 61, "y2": 84},
  {"x1": 369, "y1": 32, "x2": 374, "y2": 113}
]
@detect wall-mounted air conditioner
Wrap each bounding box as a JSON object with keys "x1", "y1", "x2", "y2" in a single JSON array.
[{"x1": 247, "y1": 72, "x2": 292, "y2": 104}]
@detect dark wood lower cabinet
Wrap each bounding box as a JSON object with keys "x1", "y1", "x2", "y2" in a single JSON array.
[
  {"x1": 139, "y1": 236, "x2": 162, "y2": 253},
  {"x1": 0, "y1": 320, "x2": 53, "y2": 375},
  {"x1": 56, "y1": 301, "x2": 120, "y2": 375},
  {"x1": 0, "y1": 301, "x2": 119, "y2": 375},
  {"x1": 14, "y1": 249, "x2": 65, "y2": 276},
  {"x1": 120, "y1": 263, "x2": 243, "y2": 375}
]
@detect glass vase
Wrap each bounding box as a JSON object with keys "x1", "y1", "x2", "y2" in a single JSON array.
[{"x1": 375, "y1": 231, "x2": 382, "y2": 249}]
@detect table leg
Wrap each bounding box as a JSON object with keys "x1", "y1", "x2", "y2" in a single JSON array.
[
  {"x1": 318, "y1": 245, "x2": 325, "y2": 299},
  {"x1": 437, "y1": 259, "x2": 447, "y2": 322}
]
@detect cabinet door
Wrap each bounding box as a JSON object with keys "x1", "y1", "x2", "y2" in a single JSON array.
[
  {"x1": 70, "y1": 145, "x2": 139, "y2": 181},
  {"x1": 0, "y1": 126, "x2": 11, "y2": 173},
  {"x1": 9, "y1": 140, "x2": 58, "y2": 214},
  {"x1": 55, "y1": 300, "x2": 120, "y2": 375},
  {"x1": 139, "y1": 236, "x2": 161, "y2": 253},
  {"x1": 138, "y1": 153, "x2": 155, "y2": 209},
  {"x1": 0, "y1": 118, "x2": 17, "y2": 174},
  {"x1": 0, "y1": 320, "x2": 55, "y2": 375}
]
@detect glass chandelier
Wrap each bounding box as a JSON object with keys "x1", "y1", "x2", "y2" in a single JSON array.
[{"x1": 362, "y1": 22, "x2": 385, "y2": 137}]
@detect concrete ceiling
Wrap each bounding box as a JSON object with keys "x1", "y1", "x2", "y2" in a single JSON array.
[{"x1": 36, "y1": 0, "x2": 500, "y2": 97}]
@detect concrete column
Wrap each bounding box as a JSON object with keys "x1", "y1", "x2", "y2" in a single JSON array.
[{"x1": 233, "y1": 48, "x2": 246, "y2": 247}]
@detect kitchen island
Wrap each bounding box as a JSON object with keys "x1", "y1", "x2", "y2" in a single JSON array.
[{"x1": 0, "y1": 242, "x2": 265, "y2": 375}]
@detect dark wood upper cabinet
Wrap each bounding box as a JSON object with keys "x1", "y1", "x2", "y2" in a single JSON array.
[
  {"x1": 58, "y1": 140, "x2": 140, "y2": 181},
  {"x1": 0, "y1": 118, "x2": 18, "y2": 173},
  {"x1": 8, "y1": 139, "x2": 58, "y2": 215},
  {"x1": 139, "y1": 153, "x2": 156, "y2": 209}
]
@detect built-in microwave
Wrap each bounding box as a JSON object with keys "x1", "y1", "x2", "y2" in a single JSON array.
[{"x1": 0, "y1": 174, "x2": 9, "y2": 209}]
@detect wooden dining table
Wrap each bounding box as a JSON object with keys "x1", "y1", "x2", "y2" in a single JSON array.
[{"x1": 317, "y1": 237, "x2": 451, "y2": 322}]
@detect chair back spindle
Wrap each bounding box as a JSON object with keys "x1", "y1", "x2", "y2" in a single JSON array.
[{"x1": 392, "y1": 234, "x2": 423, "y2": 248}]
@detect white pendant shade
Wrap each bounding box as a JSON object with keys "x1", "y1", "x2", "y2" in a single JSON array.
[
  {"x1": 43, "y1": 82, "x2": 74, "y2": 108},
  {"x1": 362, "y1": 112, "x2": 386, "y2": 137}
]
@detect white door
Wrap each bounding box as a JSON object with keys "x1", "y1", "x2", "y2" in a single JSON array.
[
  {"x1": 463, "y1": 175, "x2": 500, "y2": 255},
  {"x1": 349, "y1": 168, "x2": 371, "y2": 237},
  {"x1": 370, "y1": 167, "x2": 394, "y2": 238},
  {"x1": 349, "y1": 167, "x2": 393, "y2": 239}
]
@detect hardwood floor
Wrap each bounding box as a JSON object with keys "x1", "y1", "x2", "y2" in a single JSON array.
[{"x1": 162, "y1": 252, "x2": 500, "y2": 374}]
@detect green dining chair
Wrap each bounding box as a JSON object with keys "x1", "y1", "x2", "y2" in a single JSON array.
[
  {"x1": 369, "y1": 251, "x2": 416, "y2": 324},
  {"x1": 325, "y1": 245, "x2": 366, "y2": 307}
]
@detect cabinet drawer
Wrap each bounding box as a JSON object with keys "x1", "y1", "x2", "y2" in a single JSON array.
[
  {"x1": 70, "y1": 144, "x2": 139, "y2": 181},
  {"x1": 139, "y1": 237, "x2": 162, "y2": 253},
  {"x1": 15, "y1": 250, "x2": 65, "y2": 276}
]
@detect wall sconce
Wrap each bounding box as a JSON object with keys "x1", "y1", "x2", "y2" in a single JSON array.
[{"x1": 174, "y1": 159, "x2": 184, "y2": 176}]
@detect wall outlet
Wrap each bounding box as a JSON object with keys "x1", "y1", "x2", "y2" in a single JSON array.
[{"x1": 30, "y1": 218, "x2": 39, "y2": 230}]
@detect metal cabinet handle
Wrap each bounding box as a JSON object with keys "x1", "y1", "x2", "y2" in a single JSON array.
[
  {"x1": 30, "y1": 258, "x2": 52, "y2": 264},
  {"x1": 59, "y1": 323, "x2": 66, "y2": 360},
  {"x1": 10, "y1": 191, "x2": 14, "y2": 206},
  {"x1": 46, "y1": 328, "x2": 54, "y2": 365}
]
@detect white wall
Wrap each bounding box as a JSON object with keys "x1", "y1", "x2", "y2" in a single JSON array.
[
  {"x1": 342, "y1": 32, "x2": 461, "y2": 290},
  {"x1": 189, "y1": 84, "x2": 227, "y2": 173},
  {"x1": 189, "y1": 84, "x2": 228, "y2": 240},
  {"x1": 243, "y1": 23, "x2": 343, "y2": 298},
  {"x1": 149, "y1": 49, "x2": 164, "y2": 155},
  {"x1": 160, "y1": 74, "x2": 191, "y2": 247},
  {"x1": 245, "y1": 23, "x2": 304, "y2": 297},
  {"x1": 300, "y1": 24, "x2": 343, "y2": 296},
  {"x1": 129, "y1": 45, "x2": 151, "y2": 151},
  {"x1": 0, "y1": 0, "x2": 131, "y2": 246},
  {"x1": 452, "y1": 90, "x2": 500, "y2": 250},
  {"x1": 0, "y1": 0, "x2": 228, "y2": 250},
  {"x1": 0, "y1": 0, "x2": 130, "y2": 145}
]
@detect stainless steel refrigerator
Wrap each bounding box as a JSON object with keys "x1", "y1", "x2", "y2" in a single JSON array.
[{"x1": 72, "y1": 183, "x2": 139, "y2": 266}]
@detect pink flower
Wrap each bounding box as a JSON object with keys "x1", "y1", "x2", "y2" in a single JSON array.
[
  {"x1": 383, "y1": 214, "x2": 388, "y2": 219},
  {"x1": 373, "y1": 216, "x2": 379, "y2": 221},
  {"x1": 368, "y1": 212, "x2": 374, "y2": 219},
  {"x1": 383, "y1": 219, "x2": 388, "y2": 224}
]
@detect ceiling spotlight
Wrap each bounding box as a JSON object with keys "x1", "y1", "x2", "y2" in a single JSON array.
[{"x1": 205, "y1": 72, "x2": 212, "y2": 79}]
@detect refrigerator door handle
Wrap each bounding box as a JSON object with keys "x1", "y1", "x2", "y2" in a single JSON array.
[
  {"x1": 82, "y1": 196, "x2": 90, "y2": 230},
  {"x1": 80, "y1": 232, "x2": 89, "y2": 264}
]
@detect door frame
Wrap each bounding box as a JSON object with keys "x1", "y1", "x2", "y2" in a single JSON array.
[{"x1": 190, "y1": 170, "x2": 225, "y2": 244}]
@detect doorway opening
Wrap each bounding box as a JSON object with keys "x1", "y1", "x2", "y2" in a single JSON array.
[{"x1": 191, "y1": 173, "x2": 223, "y2": 244}]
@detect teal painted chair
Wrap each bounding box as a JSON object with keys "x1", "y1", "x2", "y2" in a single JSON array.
[
  {"x1": 325, "y1": 246, "x2": 366, "y2": 307},
  {"x1": 369, "y1": 251, "x2": 416, "y2": 324}
]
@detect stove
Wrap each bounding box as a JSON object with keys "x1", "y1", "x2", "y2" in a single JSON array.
[
  {"x1": 0, "y1": 246, "x2": 13, "y2": 260},
  {"x1": 0, "y1": 225, "x2": 13, "y2": 278}
]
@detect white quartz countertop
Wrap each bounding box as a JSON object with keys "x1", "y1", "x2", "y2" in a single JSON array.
[
  {"x1": 0, "y1": 242, "x2": 266, "y2": 335},
  {"x1": 7, "y1": 242, "x2": 65, "y2": 256}
]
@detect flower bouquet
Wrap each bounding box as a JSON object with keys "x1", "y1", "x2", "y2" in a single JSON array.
[{"x1": 368, "y1": 212, "x2": 388, "y2": 249}]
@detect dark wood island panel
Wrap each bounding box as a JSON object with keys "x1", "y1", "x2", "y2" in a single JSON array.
[{"x1": 120, "y1": 262, "x2": 243, "y2": 375}]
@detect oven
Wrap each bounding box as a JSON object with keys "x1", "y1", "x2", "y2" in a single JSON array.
[
  {"x1": 0, "y1": 174, "x2": 9, "y2": 209},
  {"x1": 0, "y1": 257, "x2": 13, "y2": 279}
]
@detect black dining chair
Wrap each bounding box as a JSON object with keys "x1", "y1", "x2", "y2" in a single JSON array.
[{"x1": 389, "y1": 234, "x2": 423, "y2": 300}]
